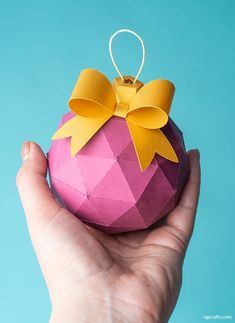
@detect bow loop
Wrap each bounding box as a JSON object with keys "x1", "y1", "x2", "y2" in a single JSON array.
[
  {"x1": 127, "y1": 107, "x2": 168, "y2": 129},
  {"x1": 127, "y1": 80, "x2": 175, "y2": 129},
  {"x1": 69, "y1": 69, "x2": 116, "y2": 118}
]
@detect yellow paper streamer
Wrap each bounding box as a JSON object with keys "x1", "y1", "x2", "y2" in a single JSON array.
[{"x1": 52, "y1": 68, "x2": 178, "y2": 171}]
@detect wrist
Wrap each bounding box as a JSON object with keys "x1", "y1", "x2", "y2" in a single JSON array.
[
  {"x1": 48, "y1": 277, "x2": 165, "y2": 323},
  {"x1": 50, "y1": 296, "x2": 111, "y2": 323},
  {"x1": 50, "y1": 297, "x2": 162, "y2": 323}
]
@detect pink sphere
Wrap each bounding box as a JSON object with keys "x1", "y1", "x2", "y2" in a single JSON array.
[{"x1": 48, "y1": 112, "x2": 188, "y2": 234}]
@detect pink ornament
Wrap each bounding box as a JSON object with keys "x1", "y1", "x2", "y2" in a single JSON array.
[{"x1": 48, "y1": 112, "x2": 188, "y2": 234}]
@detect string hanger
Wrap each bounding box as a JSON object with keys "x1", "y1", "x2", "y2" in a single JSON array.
[{"x1": 109, "y1": 29, "x2": 145, "y2": 84}]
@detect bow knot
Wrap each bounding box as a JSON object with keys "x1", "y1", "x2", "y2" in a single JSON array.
[
  {"x1": 114, "y1": 103, "x2": 129, "y2": 118},
  {"x1": 113, "y1": 75, "x2": 143, "y2": 118},
  {"x1": 52, "y1": 69, "x2": 178, "y2": 171}
]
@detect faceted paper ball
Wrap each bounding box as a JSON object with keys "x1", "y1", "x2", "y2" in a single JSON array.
[{"x1": 48, "y1": 112, "x2": 188, "y2": 234}]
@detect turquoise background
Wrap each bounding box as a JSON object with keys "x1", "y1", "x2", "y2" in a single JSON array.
[{"x1": 1, "y1": 0, "x2": 234, "y2": 322}]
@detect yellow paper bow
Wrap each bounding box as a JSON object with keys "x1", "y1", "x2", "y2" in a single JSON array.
[{"x1": 52, "y1": 68, "x2": 178, "y2": 171}]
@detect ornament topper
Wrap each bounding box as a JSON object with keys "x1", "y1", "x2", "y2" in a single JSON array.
[{"x1": 52, "y1": 29, "x2": 178, "y2": 171}]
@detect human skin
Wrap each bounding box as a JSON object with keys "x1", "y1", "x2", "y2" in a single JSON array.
[{"x1": 16, "y1": 142, "x2": 200, "y2": 323}]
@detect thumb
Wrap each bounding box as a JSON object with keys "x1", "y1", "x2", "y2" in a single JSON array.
[
  {"x1": 16, "y1": 142, "x2": 62, "y2": 233},
  {"x1": 16, "y1": 142, "x2": 93, "y2": 245}
]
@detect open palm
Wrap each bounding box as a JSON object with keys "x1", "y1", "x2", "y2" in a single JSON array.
[{"x1": 17, "y1": 142, "x2": 200, "y2": 323}]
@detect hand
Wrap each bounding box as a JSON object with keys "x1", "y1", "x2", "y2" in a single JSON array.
[{"x1": 16, "y1": 142, "x2": 200, "y2": 323}]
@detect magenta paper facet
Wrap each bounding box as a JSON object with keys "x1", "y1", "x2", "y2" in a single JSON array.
[{"x1": 48, "y1": 112, "x2": 189, "y2": 234}]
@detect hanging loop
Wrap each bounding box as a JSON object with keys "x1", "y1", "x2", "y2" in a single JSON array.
[{"x1": 109, "y1": 29, "x2": 145, "y2": 84}]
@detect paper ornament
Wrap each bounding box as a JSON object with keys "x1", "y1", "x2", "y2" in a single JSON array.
[{"x1": 48, "y1": 29, "x2": 189, "y2": 234}]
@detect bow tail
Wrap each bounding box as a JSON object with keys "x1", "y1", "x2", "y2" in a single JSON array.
[
  {"x1": 126, "y1": 119, "x2": 178, "y2": 171},
  {"x1": 152, "y1": 128, "x2": 179, "y2": 163},
  {"x1": 52, "y1": 114, "x2": 112, "y2": 156}
]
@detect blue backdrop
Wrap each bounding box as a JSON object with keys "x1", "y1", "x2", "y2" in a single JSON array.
[{"x1": 0, "y1": 0, "x2": 234, "y2": 322}]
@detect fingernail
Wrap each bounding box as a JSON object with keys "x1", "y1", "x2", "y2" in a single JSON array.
[
  {"x1": 194, "y1": 149, "x2": 200, "y2": 160},
  {"x1": 22, "y1": 142, "x2": 31, "y2": 161}
]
